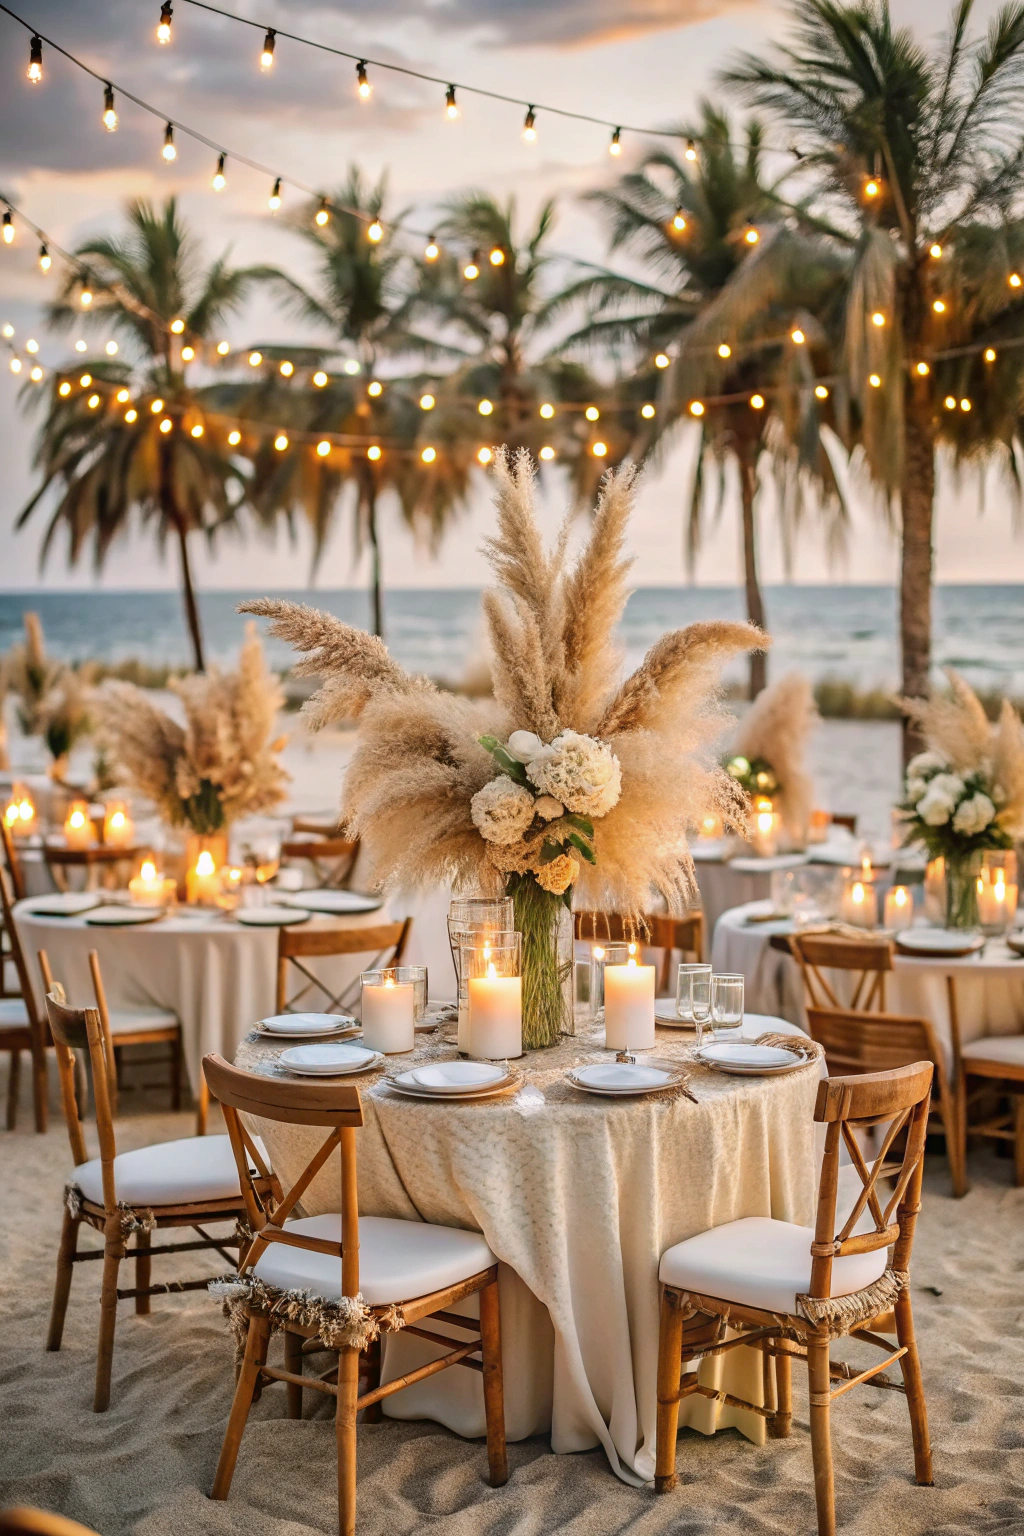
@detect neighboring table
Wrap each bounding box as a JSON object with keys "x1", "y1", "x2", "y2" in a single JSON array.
[
  {"x1": 234, "y1": 1012, "x2": 819, "y2": 1485},
  {"x1": 712, "y1": 900, "x2": 1024, "y2": 1073}
]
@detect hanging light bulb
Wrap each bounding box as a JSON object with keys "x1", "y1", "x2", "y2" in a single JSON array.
[
  {"x1": 9, "y1": 358, "x2": 21, "y2": 374},
  {"x1": 312, "y1": 370, "x2": 328, "y2": 387},
  {"x1": 212, "y1": 153, "x2": 226, "y2": 191},
  {"x1": 316, "y1": 439, "x2": 331, "y2": 457},
  {"x1": 671, "y1": 208, "x2": 686, "y2": 233},
  {"x1": 38, "y1": 243, "x2": 50, "y2": 271},
  {"x1": 871, "y1": 311, "x2": 885, "y2": 327},
  {"x1": 248, "y1": 351, "x2": 262, "y2": 367},
  {"x1": 478, "y1": 399, "x2": 494, "y2": 416},
  {"x1": 684, "y1": 138, "x2": 698, "y2": 162},
  {"x1": 228, "y1": 429, "x2": 241, "y2": 445},
  {"x1": 80, "y1": 286, "x2": 93, "y2": 307},
  {"x1": 523, "y1": 106, "x2": 537, "y2": 142},
  {"x1": 791, "y1": 327, "x2": 805, "y2": 344},
  {"x1": 984, "y1": 347, "x2": 997, "y2": 362},
  {"x1": 105, "y1": 340, "x2": 118, "y2": 356},
  {"x1": 609, "y1": 127, "x2": 622, "y2": 156},
  {"x1": 159, "y1": 417, "x2": 172, "y2": 433},
  {"x1": 315, "y1": 197, "x2": 330, "y2": 227},
  {"x1": 868, "y1": 373, "x2": 882, "y2": 388},
  {"x1": 592, "y1": 440, "x2": 608, "y2": 456},
  {"x1": 944, "y1": 395, "x2": 956, "y2": 409},
  {"x1": 268, "y1": 177, "x2": 282, "y2": 211},
  {"x1": 116, "y1": 388, "x2": 130, "y2": 403},
  {"x1": 1, "y1": 324, "x2": 13, "y2": 337},
  {"x1": 80, "y1": 373, "x2": 92, "y2": 387},
  {"x1": 539, "y1": 445, "x2": 555, "y2": 460},
  {"x1": 654, "y1": 352, "x2": 670, "y2": 369},
  {"x1": 157, "y1": 2, "x2": 172, "y2": 44},
  {"x1": 367, "y1": 379, "x2": 383, "y2": 397},
  {"x1": 260, "y1": 29, "x2": 276, "y2": 70},
  {"x1": 356, "y1": 60, "x2": 371, "y2": 99},
  {"x1": 750, "y1": 394, "x2": 765, "y2": 410},
  {"x1": 489, "y1": 247, "x2": 505, "y2": 266},
  {"x1": 75, "y1": 339, "x2": 87, "y2": 352},
  {"x1": 367, "y1": 219, "x2": 383, "y2": 242},
  {"x1": 419, "y1": 393, "x2": 435, "y2": 410},
  {"x1": 915, "y1": 361, "x2": 930, "y2": 376},
  {"x1": 181, "y1": 345, "x2": 194, "y2": 361},
  {"x1": 463, "y1": 250, "x2": 480, "y2": 280},
  {"x1": 103, "y1": 84, "x2": 118, "y2": 132},
  {"x1": 815, "y1": 384, "x2": 829, "y2": 399},
  {"x1": 217, "y1": 340, "x2": 230, "y2": 356},
  {"x1": 932, "y1": 299, "x2": 946, "y2": 314},
  {"x1": 367, "y1": 444, "x2": 382, "y2": 461},
  {"x1": 125, "y1": 407, "x2": 138, "y2": 422},
  {"x1": 190, "y1": 423, "x2": 203, "y2": 437},
  {"x1": 421, "y1": 446, "x2": 437, "y2": 463},
  {"x1": 150, "y1": 397, "x2": 163, "y2": 412},
  {"x1": 1010, "y1": 273, "x2": 1022, "y2": 289},
  {"x1": 717, "y1": 343, "x2": 732, "y2": 358},
  {"x1": 2, "y1": 212, "x2": 13, "y2": 245},
  {"x1": 864, "y1": 177, "x2": 880, "y2": 198},
  {"x1": 424, "y1": 235, "x2": 440, "y2": 261},
  {"x1": 446, "y1": 85, "x2": 459, "y2": 119},
  {"x1": 279, "y1": 360, "x2": 294, "y2": 377},
  {"x1": 585, "y1": 405, "x2": 600, "y2": 421},
  {"x1": 641, "y1": 403, "x2": 656, "y2": 419},
  {"x1": 689, "y1": 401, "x2": 705, "y2": 416},
  {"x1": 58, "y1": 381, "x2": 71, "y2": 396},
  {"x1": 960, "y1": 397, "x2": 971, "y2": 411},
  {"x1": 29, "y1": 365, "x2": 43, "y2": 382},
  {"x1": 477, "y1": 446, "x2": 493, "y2": 464},
  {"x1": 169, "y1": 318, "x2": 184, "y2": 335},
  {"x1": 162, "y1": 122, "x2": 176, "y2": 161},
  {"x1": 27, "y1": 35, "x2": 42, "y2": 84},
  {"x1": 930, "y1": 243, "x2": 942, "y2": 259},
  {"x1": 539, "y1": 402, "x2": 554, "y2": 419},
  {"x1": 274, "y1": 433, "x2": 289, "y2": 451},
  {"x1": 744, "y1": 224, "x2": 759, "y2": 245},
  {"x1": 343, "y1": 359, "x2": 360, "y2": 375}
]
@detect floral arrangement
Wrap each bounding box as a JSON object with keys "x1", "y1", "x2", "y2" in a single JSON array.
[
  {"x1": 100, "y1": 623, "x2": 289, "y2": 834},
  {"x1": 726, "y1": 672, "x2": 817, "y2": 846},
  {"x1": 244, "y1": 450, "x2": 762, "y2": 1048},
  {"x1": 3, "y1": 611, "x2": 93, "y2": 777}
]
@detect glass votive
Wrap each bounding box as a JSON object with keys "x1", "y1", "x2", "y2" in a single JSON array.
[
  {"x1": 63, "y1": 799, "x2": 96, "y2": 850},
  {"x1": 3, "y1": 783, "x2": 37, "y2": 838},
  {"x1": 839, "y1": 875, "x2": 879, "y2": 928},
  {"x1": 102, "y1": 799, "x2": 134, "y2": 848},
  {"x1": 978, "y1": 851, "x2": 1019, "y2": 935},
  {"x1": 128, "y1": 857, "x2": 175, "y2": 907},
  {"x1": 461, "y1": 933, "x2": 522, "y2": 1059},
  {"x1": 711, "y1": 973, "x2": 744, "y2": 1042},
  {"x1": 676, "y1": 962, "x2": 712, "y2": 1045},
  {"x1": 574, "y1": 958, "x2": 595, "y2": 1024},
  {"x1": 751, "y1": 798, "x2": 777, "y2": 857},
  {"x1": 384, "y1": 965, "x2": 427, "y2": 1022},
  {"x1": 883, "y1": 883, "x2": 914, "y2": 932},
  {"x1": 447, "y1": 896, "x2": 514, "y2": 1051},
  {"x1": 603, "y1": 941, "x2": 656, "y2": 1051},
  {"x1": 360, "y1": 969, "x2": 416, "y2": 1054}
]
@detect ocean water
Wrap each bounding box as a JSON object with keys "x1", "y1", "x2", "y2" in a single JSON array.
[{"x1": 0, "y1": 585, "x2": 1021, "y2": 694}]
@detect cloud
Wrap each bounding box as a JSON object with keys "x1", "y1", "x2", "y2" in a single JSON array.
[{"x1": 286, "y1": 0, "x2": 738, "y2": 48}]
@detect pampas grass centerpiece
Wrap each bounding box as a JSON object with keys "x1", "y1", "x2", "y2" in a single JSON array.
[
  {"x1": 245, "y1": 450, "x2": 762, "y2": 1049},
  {"x1": 726, "y1": 672, "x2": 818, "y2": 848}
]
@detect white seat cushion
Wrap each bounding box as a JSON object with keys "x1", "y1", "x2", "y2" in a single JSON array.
[
  {"x1": 107, "y1": 1006, "x2": 179, "y2": 1036},
  {"x1": 73, "y1": 1133, "x2": 261, "y2": 1208},
  {"x1": 962, "y1": 1035, "x2": 1024, "y2": 1067},
  {"x1": 0, "y1": 998, "x2": 30, "y2": 1028},
  {"x1": 253, "y1": 1213, "x2": 495, "y2": 1307},
  {"x1": 659, "y1": 1215, "x2": 887, "y2": 1316}
]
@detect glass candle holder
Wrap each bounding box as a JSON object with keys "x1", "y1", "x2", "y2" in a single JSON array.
[
  {"x1": 751, "y1": 797, "x2": 777, "y2": 857},
  {"x1": 3, "y1": 783, "x2": 37, "y2": 838},
  {"x1": 461, "y1": 932, "x2": 522, "y2": 1059},
  {"x1": 128, "y1": 856, "x2": 175, "y2": 907},
  {"x1": 978, "y1": 850, "x2": 1019, "y2": 935},
  {"x1": 447, "y1": 896, "x2": 514, "y2": 1051},
  {"x1": 883, "y1": 883, "x2": 914, "y2": 932},
  {"x1": 840, "y1": 875, "x2": 879, "y2": 928},
  {"x1": 602, "y1": 941, "x2": 655, "y2": 1051},
  {"x1": 63, "y1": 799, "x2": 96, "y2": 850},
  {"x1": 102, "y1": 799, "x2": 134, "y2": 848},
  {"x1": 360, "y1": 968, "x2": 416, "y2": 1054}
]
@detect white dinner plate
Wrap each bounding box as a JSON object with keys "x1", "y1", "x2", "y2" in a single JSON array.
[
  {"x1": 895, "y1": 929, "x2": 985, "y2": 958},
  {"x1": 236, "y1": 906, "x2": 311, "y2": 927},
  {"x1": 568, "y1": 1062, "x2": 677, "y2": 1095},
  {"x1": 409, "y1": 1061, "x2": 508, "y2": 1093},
  {"x1": 257, "y1": 1012, "x2": 360, "y2": 1038},
  {"x1": 278, "y1": 1043, "x2": 381, "y2": 1075},
  {"x1": 386, "y1": 1070, "x2": 518, "y2": 1102},
  {"x1": 1006, "y1": 931, "x2": 1024, "y2": 956},
  {"x1": 696, "y1": 1041, "x2": 803, "y2": 1075},
  {"x1": 24, "y1": 892, "x2": 102, "y2": 917},
  {"x1": 655, "y1": 1005, "x2": 694, "y2": 1028},
  {"x1": 84, "y1": 906, "x2": 163, "y2": 927},
  {"x1": 282, "y1": 890, "x2": 384, "y2": 916}
]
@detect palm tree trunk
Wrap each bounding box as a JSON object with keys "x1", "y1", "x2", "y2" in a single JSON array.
[
  {"x1": 740, "y1": 451, "x2": 768, "y2": 699},
  {"x1": 900, "y1": 397, "x2": 935, "y2": 765},
  {"x1": 366, "y1": 484, "x2": 384, "y2": 639},
  {"x1": 159, "y1": 443, "x2": 205, "y2": 672}
]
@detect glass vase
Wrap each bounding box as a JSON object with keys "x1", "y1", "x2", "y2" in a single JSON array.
[
  {"x1": 507, "y1": 873, "x2": 574, "y2": 1049},
  {"x1": 944, "y1": 848, "x2": 981, "y2": 931}
]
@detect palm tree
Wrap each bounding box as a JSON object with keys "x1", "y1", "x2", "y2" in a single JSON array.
[
  {"x1": 553, "y1": 104, "x2": 847, "y2": 697},
  {"x1": 723, "y1": 0, "x2": 1024, "y2": 751},
  {"x1": 17, "y1": 198, "x2": 266, "y2": 671}
]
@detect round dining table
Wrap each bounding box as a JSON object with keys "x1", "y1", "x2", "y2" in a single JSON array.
[{"x1": 234, "y1": 1012, "x2": 822, "y2": 1486}]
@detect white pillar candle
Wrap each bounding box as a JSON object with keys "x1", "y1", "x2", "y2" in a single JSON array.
[
  {"x1": 468, "y1": 967, "x2": 522, "y2": 1059},
  {"x1": 64, "y1": 800, "x2": 95, "y2": 850},
  {"x1": 103, "y1": 801, "x2": 134, "y2": 848},
  {"x1": 128, "y1": 859, "x2": 174, "y2": 907},
  {"x1": 977, "y1": 868, "x2": 1019, "y2": 931},
  {"x1": 751, "y1": 798, "x2": 777, "y2": 858},
  {"x1": 361, "y1": 978, "x2": 415, "y2": 1054},
  {"x1": 187, "y1": 848, "x2": 222, "y2": 906},
  {"x1": 840, "y1": 878, "x2": 879, "y2": 928},
  {"x1": 883, "y1": 884, "x2": 913, "y2": 932},
  {"x1": 603, "y1": 953, "x2": 656, "y2": 1050}
]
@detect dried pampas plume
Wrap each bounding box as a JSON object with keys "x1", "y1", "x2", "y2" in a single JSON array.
[
  {"x1": 732, "y1": 672, "x2": 817, "y2": 844},
  {"x1": 903, "y1": 668, "x2": 1024, "y2": 839}
]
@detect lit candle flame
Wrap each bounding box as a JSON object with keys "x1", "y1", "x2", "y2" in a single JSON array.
[
  {"x1": 109, "y1": 810, "x2": 126, "y2": 830},
  {"x1": 861, "y1": 854, "x2": 872, "y2": 880},
  {"x1": 487, "y1": 961, "x2": 497, "y2": 980},
  {"x1": 140, "y1": 859, "x2": 156, "y2": 881},
  {"x1": 69, "y1": 810, "x2": 86, "y2": 830},
  {"x1": 894, "y1": 886, "x2": 908, "y2": 907},
  {"x1": 384, "y1": 976, "x2": 396, "y2": 989},
  {"x1": 852, "y1": 881, "x2": 865, "y2": 904},
  {"x1": 195, "y1": 850, "x2": 215, "y2": 876},
  {"x1": 593, "y1": 945, "x2": 605, "y2": 962}
]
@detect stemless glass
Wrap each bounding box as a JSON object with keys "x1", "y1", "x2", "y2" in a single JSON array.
[
  {"x1": 447, "y1": 896, "x2": 514, "y2": 1050},
  {"x1": 711, "y1": 974, "x2": 744, "y2": 1042},
  {"x1": 676, "y1": 963, "x2": 712, "y2": 1046}
]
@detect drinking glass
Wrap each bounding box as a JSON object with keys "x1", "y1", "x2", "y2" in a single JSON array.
[
  {"x1": 676, "y1": 963, "x2": 712, "y2": 1046},
  {"x1": 711, "y1": 974, "x2": 744, "y2": 1042},
  {"x1": 447, "y1": 896, "x2": 514, "y2": 1049}
]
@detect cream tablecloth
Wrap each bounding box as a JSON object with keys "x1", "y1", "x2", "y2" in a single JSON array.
[
  {"x1": 712, "y1": 900, "x2": 1024, "y2": 1073},
  {"x1": 234, "y1": 1013, "x2": 820, "y2": 1484}
]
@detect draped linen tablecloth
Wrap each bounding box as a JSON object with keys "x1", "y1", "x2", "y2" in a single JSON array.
[
  {"x1": 712, "y1": 900, "x2": 1024, "y2": 1073},
  {"x1": 234, "y1": 1014, "x2": 820, "y2": 1485}
]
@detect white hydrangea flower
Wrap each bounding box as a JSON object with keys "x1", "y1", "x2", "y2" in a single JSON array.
[
  {"x1": 470, "y1": 776, "x2": 537, "y2": 844},
  {"x1": 917, "y1": 772, "x2": 965, "y2": 827},
  {"x1": 952, "y1": 792, "x2": 996, "y2": 836},
  {"x1": 526, "y1": 730, "x2": 622, "y2": 818},
  {"x1": 906, "y1": 751, "x2": 948, "y2": 780},
  {"x1": 906, "y1": 778, "x2": 929, "y2": 804}
]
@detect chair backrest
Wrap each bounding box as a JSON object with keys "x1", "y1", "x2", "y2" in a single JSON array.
[
  {"x1": 788, "y1": 930, "x2": 893, "y2": 1012},
  {"x1": 829, "y1": 813, "x2": 857, "y2": 834},
  {"x1": 39, "y1": 947, "x2": 121, "y2": 1108},
  {"x1": 281, "y1": 835, "x2": 360, "y2": 890},
  {"x1": 0, "y1": 820, "x2": 27, "y2": 902},
  {"x1": 203, "y1": 1053, "x2": 363, "y2": 1295},
  {"x1": 275, "y1": 917, "x2": 412, "y2": 1014},
  {"x1": 0, "y1": 865, "x2": 40, "y2": 1030},
  {"x1": 43, "y1": 985, "x2": 117, "y2": 1188},
  {"x1": 809, "y1": 1062, "x2": 933, "y2": 1299},
  {"x1": 574, "y1": 909, "x2": 704, "y2": 989},
  {"x1": 0, "y1": 1507, "x2": 102, "y2": 1536},
  {"x1": 291, "y1": 814, "x2": 342, "y2": 837},
  {"x1": 805, "y1": 1005, "x2": 946, "y2": 1088}
]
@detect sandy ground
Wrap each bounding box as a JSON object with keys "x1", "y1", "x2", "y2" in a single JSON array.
[{"x1": 0, "y1": 1061, "x2": 1022, "y2": 1536}]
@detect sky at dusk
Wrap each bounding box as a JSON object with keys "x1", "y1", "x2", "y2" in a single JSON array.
[{"x1": 0, "y1": 0, "x2": 1021, "y2": 592}]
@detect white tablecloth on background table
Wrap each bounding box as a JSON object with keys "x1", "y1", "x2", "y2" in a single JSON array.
[
  {"x1": 712, "y1": 901, "x2": 1024, "y2": 1072},
  {"x1": 235, "y1": 1012, "x2": 819, "y2": 1485}
]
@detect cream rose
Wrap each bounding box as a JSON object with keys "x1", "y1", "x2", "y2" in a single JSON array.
[
  {"x1": 534, "y1": 852, "x2": 579, "y2": 895},
  {"x1": 951, "y1": 792, "x2": 996, "y2": 836},
  {"x1": 526, "y1": 730, "x2": 621, "y2": 819},
  {"x1": 470, "y1": 776, "x2": 536, "y2": 844}
]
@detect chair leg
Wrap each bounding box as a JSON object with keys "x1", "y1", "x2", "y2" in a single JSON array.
[
  {"x1": 196, "y1": 1076, "x2": 210, "y2": 1137},
  {"x1": 170, "y1": 1030, "x2": 183, "y2": 1113},
  {"x1": 807, "y1": 1338, "x2": 836, "y2": 1536},
  {"x1": 938, "y1": 1082, "x2": 968, "y2": 1198},
  {"x1": 336, "y1": 1345, "x2": 360, "y2": 1536},
  {"x1": 283, "y1": 1328, "x2": 303, "y2": 1419},
  {"x1": 1013, "y1": 1096, "x2": 1024, "y2": 1188},
  {"x1": 479, "y1": 1276, "x2": 508, "y2": 1488},
  {"x1": 135, "y1": 1231, "x2": 151, "y2": 1316},
  {"x1": 6, "y1": 1047, "x2": 20, "y2": 1130},
  {"x1": 770, "y1": 1343, "x2": 792, "y2": 1439},
  {"x1": 361, "y1": 1336, "x2": 382, "y2": 1424},
  {"x1": 654, "y1": 1287, "x2": 685, "y2": 1494},
  {"x1": 894, "y1": 1290, "x2": 933, "y2": 1485},
  {"x1": 94, "y1": 1224, "x2": 124, "y2": 1412},
  {"x1": 47, "y1": 1207, "x2": 81, "y2": 1351},
  {"x1": 211, "y1": 1314, "x2": 270, "y2": 1501},
  {"x1": 30, "y1": 1036, "x2": 47, "y2": 1133}
]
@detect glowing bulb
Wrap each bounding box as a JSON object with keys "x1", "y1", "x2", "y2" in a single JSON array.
[
  {"x1": 446, "y1": 84, "x2": 459, "y2": 119},
  {"x1": 609, "y1": 127, "x2": 622, "y2": 156},
  {"x1": 80, "y1": 288, "x2": 93, "y2": 307},
  {"x1": 689, "y1": 400, "x2": 705, "y2": 416},
  {"x1": 159, "y1": 417, "x2": 172, "y2": 432},
  {"x1": 367, "y1": 220, "x2": 383, "y2": 243},
  {"x1": 213, "y1": 153, "x2": 226, "y2": 191},
  {"x1": 217, "y1": 340, "x2": 230, "y2": 356},
  {"x1": 814, "y1": 384, "x2": 829, "y2": 399},
  {"x1": 744, "y1": 225, "x2": 759, "y2": 245},
  {"x1": 367, "y1": 380, "x2": 383, "y2": 397},
  {"x1": 27, "y1": 34, "x2": 42, "y2": 83},
  {"x1": 116, "y1": 388, "x2": 130, "y2": 402},
  {"x1": 315, "y1": 198, "x2": 330, "y2": 227},
  {"x1": 424, "y1": 236, "x2": 439, "y2": 261},
  {"x1": 260, "y1": 28, "x2": 275, "y2": 69},
  {"x1": 150, "y1": 397, "x2": 163, "y2": 412},
  {"x1": 477, "y1": 446, "x2": 492, "y2": 464},
  {"x1": 316, "y1": 439, "x2": 331, "y2": 457},
  {"x1": 685, "y1": 138, "x2": 698, "y2": 162},
  {"x1": 75, "y1": 339, "x2": 87, "y2": 353},
  {"x1": 915, "y1": 361, "x2": 930, "y2": 376},
  {"x1": 312, "y1": 370, "x2": 328, "y2": 387},
  {"x1": 750, "y1": 393, "x2": 765, "y2": 409},
  {"x1": 103, "y1": 84, "x2": 118, "y2": 132},
  {"x1": 279, "y1": 360, "x2": 294, "y2": 377},
  {"x1": 419, "y1": 393, "x2": 435, "y2": 410},
  {"x1": 9, "y1": 358, "x2": 21, "y2": 374},
  {"x1": 523, "y1": 107, "x2": 537, "y2": 141},
  {"x1": 344, "y1": 359, "x2": 360, "y2": 375},
  {"x1": 490, "y1": 247, "x2": 505, "y2": 266},
  {"x1": 539, "y1": 402, "x2": 554, "y2": 419},
  {"x1": 1, "y1": 325, "x2": 12, "y2": 337},
  {"x1": 960, "y1": 397, "x2": 971, "y2": 411},
  {"x1": 25, "y1": 339, "x2": 38, "y2": 354},
  {"x1": 584, "y1": 405, "x2": 600, "y2": 422},
  {"x1": 274, "y1": 433, "x2": 289, "y2": 450},
  {"x1": 367, "y1": 444, "x2": 382, "y2": 461},
  {"x1": 868, "y1": 373, "x2": 882, "y2": 388},
  {"x1": 38, "y1": 244, "x2": 50, "y2": 271},
  {"x1": 1010, "y1": 273, "x2": 1022, "y2": 288},
  {"x1": 864, "y1": 178, "x2": 879, "y2": 198},
  {"x1": 3, "y1": 213, "x2": 15, "y2": 245},
  {"x1": 421, "y1": 446, "x2": 437, "y2": 463},
  {"x1": 30, "y1": 365, "x2": 42, "y2": 382},
  {"x1": 930, "y1": 243, "x2": 942, "y2": 258},
  {"x1": 718, "y1": 342, "x2": 731, "y2": 358},
  {"x1": 463, "y1": 257, "x2": 480, "y2": 280},
  {"x1": 80, "y1": 374, "x2": 92, "y2": 387},
  {"x1": 654, "y1": 352, "x2": 670, "y2": 369},
  {"x1": 87, "y1": 394, "x2": 100, "y2": 409},
  {"x1": 157, "y1": 3, "x2": 172, "y2": 44},
  {"x1": 641, "y1": 403, "x2": 656, "y2": 419},
  {"x1": 539, "y1": 445, "x2": 555, "y2": 460},
  {"x1": 228, "y1": 429, "x2": 241, "y2": 445},
  {"x1": 58, "y1": 381, "x2": 71, "y2": 396},
  {"x1": 105, "y1": 341, "x2": 118, "y2": 356},
  {"x1": 671, "y1": 208, "x2": 686, "y2": 232},
  {"x1": 190, "y1": 423, "x2": 203, "y2": 437},
  {"x1": 791, "y1": 328, "x2": 805, "y2": 344},
  {"x1": 932, "y1": 299, "x2": 946, "y2": 314},
  {"x1": 944, "y1": 395, "x2": 956, "y2": 409},
  {"x1": 181, "y1": 345, "x2": 194, "y2": 361},
  {"x1": 478, "y1": 399, "x2": 494, "y2": 416},
  {"x1": 984, "y1": 347, "x2": 996, "y2": 362},
  {"x1": 356, "y1": 60, "x2": 371, "y2": 99},
  {"x1": 162, "y1": 122, "x2": 176, "y2": 161},
  {"x1": 871, "y1": 311, "x2": 885, "y2": 327},
  {"x1": 125, "y1": 408, "x2": 137, "y2": 422},
  {"x1": 592, "y1": 440, "x2": 608, "y2": 456},
  {"x1": 169, "y1": 318, "x2": 185, "y2": 336},
  {"x1": 248, "y1": 351, "x2": 262, "y2": 367},
  {"x1": 268, "y1": 178, "x2": 282, "y2": 211}
]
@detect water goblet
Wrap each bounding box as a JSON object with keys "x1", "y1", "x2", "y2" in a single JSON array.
[
  {"x1": 711, "y1": 974, "x2": 744, "y2": 1043},
  {"x1": 676, "y1": 962, "x2": 712, "y2": 1047}
]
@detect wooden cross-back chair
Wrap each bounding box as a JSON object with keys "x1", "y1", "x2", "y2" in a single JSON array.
[
  {"x1": 1, "y1": 820, "x2": 28, "y2": 1002},
  {"x1": 0, "y1": 1509, "x2": 102, "y2": 1536},
  {"x1": 281, "y1": 835, "x2": 361, "y2": 891},
  {"x1": 276, "y1": 918, "x2": 411, "y2": 1016},
  {"x1": 788, "y1": 931, "x2": 893, "y2": 1013},
  {"x1": 655, "y1": 1062, "x2": 935, "y2": 1536},
  {"x1": 42, "y1": 989, "x2": 274, "y2": 1413},
  {"x1": 43, "y1": 843, "x2": 146, "y2": 894},
  {"x1": 202, "y1": 1053, "x2": 507, "y2": 1536},
  {"x1": 574, "y1": 910, "x2": 705, "y2": 987},
  {"x1": 0, "y1": 864, "x2": 47, "y2": 1131}
]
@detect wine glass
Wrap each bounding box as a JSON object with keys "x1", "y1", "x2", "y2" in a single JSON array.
[
  {"x1": 711, "y1": 974, "x2": 745, "y2": 1043},
  {"x1": 676, "y1": 963, "x2": 712, "y2": 1047}
]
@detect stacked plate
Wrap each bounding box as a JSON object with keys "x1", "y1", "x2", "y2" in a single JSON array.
[
  {"x1": 278, "y1": 1042, "x2": 382, "y2": 1076},
  {"x1": 256, "y1": 1013, "x2": 359, "y2": 1039},
  {"x1": 84, "y1": 906, "x2": 163, "y2": 927},
  {"x1": 566, "y1": 1061, "x2": 688, "y2": 1097},
  {"x1": 25, "y1": 893, "x2": 102, "y2": 917},
  {"x1": 895, "y1": 928, "x2": 985, "y2": 958},
  {"x1": 694, "y1": 1041, "x2": 805, "y2": 1076},
  {"x1": 282, "y1": 890, "x2": 383, "y2": 916},
  {"x1": 236, "y1": 906, "x2": 311, "y2": 927},
  {"x1": 387, "y1": 1060, "x2": 517, "y2": 1101}
]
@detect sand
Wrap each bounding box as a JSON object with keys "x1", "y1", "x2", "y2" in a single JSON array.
[{"x1": 1, "y1": 1063, "x2": 1022, "y2": 1536}]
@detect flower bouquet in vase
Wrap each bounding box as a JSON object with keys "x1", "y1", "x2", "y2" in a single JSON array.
[
  {"x1": 243, "y1": 451, "x2": 763, "y2": 1050},
  {"x1": 724, "y1": 672, "x2": 817, "y2": 852}
]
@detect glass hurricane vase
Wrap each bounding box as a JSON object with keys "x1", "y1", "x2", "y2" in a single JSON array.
[
  {"x1": 507, "y1": 872, "x2": 574, "y2": 1049},
  {"x1": 944, "y1": 848, "x2": 981, "y2": 931}
]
